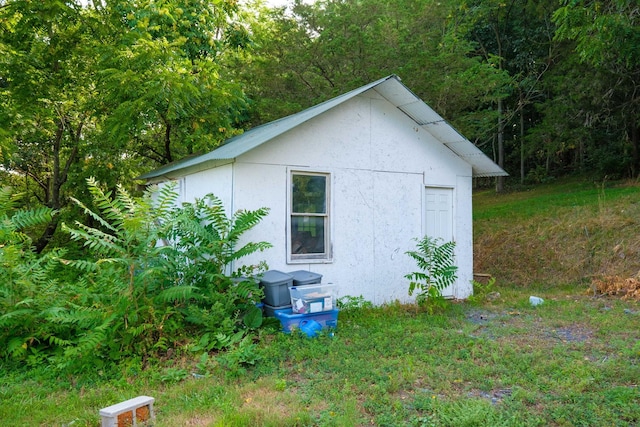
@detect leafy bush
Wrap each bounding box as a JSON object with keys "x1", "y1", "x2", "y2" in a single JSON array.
[
  {"x1": 337, "y1": 295, "x2": 374, "y2": 311},
  {"x1": 468, "y1": 276, "x2": 498, "y2": 305},
  {"x1": 57, "y1": 179, "x2": 271, "y2": 366},
  {"x1": 405, "y1": 236, "x2": 457, "y2": 311},
  {"x1": 0, "y1": 187, "x2": 65, "y2": 362},
  {"x1": 160, "y1": 192, "x2": 271, "y2": 351},
  {"x1": 1, "y1": 179, "x2": 272, "y2": 371}
]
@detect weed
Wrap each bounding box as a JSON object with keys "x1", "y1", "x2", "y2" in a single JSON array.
[
  {"x1": 405, "y1": 236, "x2": 457, "y2": 312},
  {"x1": 468, "y1": 276, "x2": 498, "y2": 304},
  {"x1": 160, "y1": 367, "x2": 189, "y2": 384},
  {"x1": 337, "y1": 295, "x2": 373, "y2": 310},
  {"x1": 216, "y1": 336, "x2": 263, "y2": 379},
  {"x1": 273, "y1": 378, "x2": 287, "y2": 391}
]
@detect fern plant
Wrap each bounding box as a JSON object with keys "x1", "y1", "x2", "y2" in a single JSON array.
[
  {"x1": 57, "y1": 179, "x2": 272, "y2": 366},
  {"x1": 161, "y1": 193, "x2": 271, "y2": 350},
  {"x1": 0, "y1": 187, "x2": 65, "y2": 361},
  {"x1": 55, "y1": 179, "x2": 176, "y2": 366},
  {"x1": 0, "y1": 179, "x2": 273, "y2": 370},
  {"x1": 405, "y1": 236, "x2": 458, "y2": 310}
]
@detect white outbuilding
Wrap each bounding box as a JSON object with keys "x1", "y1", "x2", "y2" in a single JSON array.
[{"x1": 140, "y1": 75, "x2": 507, "y2": 304}]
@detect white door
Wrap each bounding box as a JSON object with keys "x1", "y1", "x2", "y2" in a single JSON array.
[
  {"x1": 425, "y1": 187, "x2": 455, "y2": 297},
  {"x1": 425, "y1": 187, "x2": 453, "y2": 242}
]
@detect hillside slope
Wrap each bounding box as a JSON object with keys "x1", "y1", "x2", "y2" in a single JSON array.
[{"x1": 473, "y1": 179, "x2": 640, "y2": 288}]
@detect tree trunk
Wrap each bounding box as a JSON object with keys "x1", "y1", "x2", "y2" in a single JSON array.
[
  {"x1": 33, "y1": 120, "x2": 81, "y2": 253},
  {"x1": 520, "y1": 92, "x2": 525, "y2": 184},
  {"x1": 630, "y1": 120, "x2": 639, "y2": 178},
  {"x1": 496, "y1": 97, "x2": 505, "y2": 193}
]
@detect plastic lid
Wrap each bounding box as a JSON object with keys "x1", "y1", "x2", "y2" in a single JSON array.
[{"x1": 258, "y1": 270, "x2": 293, "y2": 284}]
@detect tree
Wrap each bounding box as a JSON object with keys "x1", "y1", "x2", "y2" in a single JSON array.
[
  {"x1": 0, "y1": 0, "x2": 94, "y2": 251},
  {"x1": 0, "y1": 0, "x2": 252, "y2": 252},
  {"x1": 553, "y1": 0, "x2": 640, "y2": 177},
  {"x1": 238, "y1": 0, "x2": 511, "y2": 155},
  {"x1": 96, "y1": 0, "x2": 250, "y2": 165}
]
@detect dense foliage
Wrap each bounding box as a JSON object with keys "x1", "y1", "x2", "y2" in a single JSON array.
[
  {"x1": 0, "y1": 181, "x2": 271, "y2": 371},
  {"x1": 241, "y1": 0, "x2": 639, "y2": 186},
  {"x1": 0, "y1": 0, "x2": 638, "y2": 371},
  {"x1": 1, "y1": 0, "x2": 638, "y2": 251}
]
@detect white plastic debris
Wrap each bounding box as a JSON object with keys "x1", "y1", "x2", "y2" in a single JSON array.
[{"x1": 529, "y1": 296, "x2": 544, "y2": 306}]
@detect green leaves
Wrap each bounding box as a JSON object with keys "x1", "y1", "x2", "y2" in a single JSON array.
[
  {"x1": 243, "y1": 305, "x2": 264, "y2": 329},
  {"x1": 97, "y1": 0, "x2": 249, "y2": 165},
  {"x1": 0, "y1": 189, "x2": 64, "y2": 362},
  {"x1": 55, "y1": 179, "x2": 269, "y2": 368},
  {"x1": 1, "y1": 0, "x2": 253, "y2": 257},
  {"x1": 165, "y1": 192, "x2": 271, "y2": 285},
  {"x1": 553, "y1": 0, "x2": 640, "y2": 68},
  {"x1": 1, "y1": 178, "x2": 272, "y2": 372},
  {"x1": 405, "y1": 236, "x2": 458, "y2": 309},
  {"x1": 551, "y1": 0, "x2": 640, "y2": 178}
]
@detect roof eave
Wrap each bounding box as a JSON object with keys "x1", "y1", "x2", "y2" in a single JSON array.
[
  {"x1": 137, "y1": 158, "x2": 234, "y2": 181},
  {"x1": 139, "y1": 75, "x2": 507, "y2": 181},
  {"x1": 473, "y1": 170, "x2": 509, "y2": 178}
]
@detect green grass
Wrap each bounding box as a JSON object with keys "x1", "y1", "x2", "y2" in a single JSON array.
[
  {"x1": 2, "y1": 178, "x2": 640, "y2": 426},
  {"x1": 472, "y1": 177, "x2": 638, "y2": 221},
  {"x1": 2, "y1": 295, "x2": 639, "y2": 426},
  {"x1": 473, "y1": 179, "x2": 640, "y2": 286}
]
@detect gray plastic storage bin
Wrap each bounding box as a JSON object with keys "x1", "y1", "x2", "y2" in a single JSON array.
[
  {"x1": 259, "y1": 270, "x2": 293, "y2": 306},
  {"x1": 288, "y1": 270, "x2": 322, "y2": 286}
]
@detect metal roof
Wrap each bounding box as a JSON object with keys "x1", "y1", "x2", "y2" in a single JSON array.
[{"x1": 139, "y1": 75, "x2": 507, "y2": 180}]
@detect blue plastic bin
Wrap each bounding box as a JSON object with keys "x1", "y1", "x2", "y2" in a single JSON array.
[
  {"x1": 273, "y1": 308, "x2": 339, "y2": 335},
  {"x1": 263, "y1": 303, "x2": 292, "y2": 317}
]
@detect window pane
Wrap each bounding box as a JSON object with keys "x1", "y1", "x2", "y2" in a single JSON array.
[
  {"x1": 292, "y1": 175, "x2": 326, "y2": 214},
  {"x1": 291, "y1": 216, "x2": 325, "y2": 254}
]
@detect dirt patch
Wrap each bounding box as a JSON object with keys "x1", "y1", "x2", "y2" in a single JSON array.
[
  {"x1": 464, "y1": 308, "x2": 595, "y2": 346},
  {"x1": 467, "y1": 388, "x2": 513, "y2": 405},
  {"x1": 465, "y1": 309, "x2": 501, "y2": 325},
  {"x1": 544, "y1": 326, "x2": 593, "y2": 343}
]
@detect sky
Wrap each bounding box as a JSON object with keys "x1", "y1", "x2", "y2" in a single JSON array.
[
  {"x1": 264, "y1": 0, "x2": 289, "y2": 7},
  {"x1": 76, "y1": 0, "x2": 294, "y2": 8}
]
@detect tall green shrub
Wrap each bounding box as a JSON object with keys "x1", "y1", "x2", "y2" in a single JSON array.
[
  {"x1": 57, "y1": 179, "x2": 177, "y2": 367},
  {"x1": 52, "y1": 179, "x2": 271, "y2": 368},
  {"x1": 405, "y1": 236, "x2": 458, "y2": 310},
  {"x1": 160, "y1": 192, "x2": 272, "y2": 351},
  {"x1": 0, "y1": 179, "x2": 272, "y2": 371},
  {"x1": 0, "y1": 187, "x2": 64, "y2": 362}
]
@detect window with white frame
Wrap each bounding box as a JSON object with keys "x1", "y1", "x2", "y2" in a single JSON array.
[{"x1": 289, "y1": 171, "x2": 331, "y2": 261}]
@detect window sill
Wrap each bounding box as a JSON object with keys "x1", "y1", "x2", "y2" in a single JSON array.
[{"x1": 287, "y1": 257, "x2": 333, "y2": 265}]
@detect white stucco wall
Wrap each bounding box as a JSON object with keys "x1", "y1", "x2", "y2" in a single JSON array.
[
  {"x1": 184, "y1": 164, "x2": 234, "y2": 212},
  {"x1": 179, "y1": 89, "x2": 474, "y2": 303}
]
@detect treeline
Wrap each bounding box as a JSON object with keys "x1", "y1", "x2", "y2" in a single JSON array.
[
  {"x1": 1, "y1": 0, "x2": 638, "y2": 248},
  {"x1": 240, "y1": 0, "x2": 639, "y2": 190}
]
